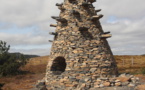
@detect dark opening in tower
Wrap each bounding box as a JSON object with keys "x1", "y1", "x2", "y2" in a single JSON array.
[
  {"x1": 79, "y1": 27, "x2": 93, "y2": 40},
  {"x1": 50, "y1": 56, "x2": 66, "y2": 75}
]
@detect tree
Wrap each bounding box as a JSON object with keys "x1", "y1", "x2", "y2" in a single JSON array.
[
  {"x1": 0, "y1": 40, "x2": 27, "y2": 77},
  {"x1": 0, "y1": 40, "x2": 10, "y2": 65},
  {"x1": 0, "y1": 41, "x2": 10, "y2": 54}
]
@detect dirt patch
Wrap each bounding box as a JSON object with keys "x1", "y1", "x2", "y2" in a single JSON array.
[{"x1": 0, "y1": 73, "x2": 45, "y2": 90}]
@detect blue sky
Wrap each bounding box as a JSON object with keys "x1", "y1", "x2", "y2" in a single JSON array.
[{"x1": 0, "y1": 0, "x2": 145, "y2": 56}]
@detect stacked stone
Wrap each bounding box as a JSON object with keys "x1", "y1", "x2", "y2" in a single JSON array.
[
  {"x1": 43, "y1": 73, "x2": 140, "y2": 90},
  {"x1": 45, "y1": 0, "x2": 118, "y2": 89}
]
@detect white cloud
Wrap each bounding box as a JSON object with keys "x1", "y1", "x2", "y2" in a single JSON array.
[
  {"x1": 106, "y1": 17, "x2": 145, "y2": 55},
  {"x1": 0, "y1": 0, "x2": 62, "y2": 27},
  {"x1": 10, "y1": 48, "x2": 51, "y2": 56},
  {"x1": 0, "y1": 32, "x2": 52, "y2": 45},
  {"x1": 96, "y1": 0, "x2": 145, "y2": 20},
  {"x1": 0, "y1": 0, "x2": 145, "y2": 55}
]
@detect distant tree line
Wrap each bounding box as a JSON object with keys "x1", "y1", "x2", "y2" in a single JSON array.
[{"x1": 0, "y1": 40, "x2": 27, "y2": 77}]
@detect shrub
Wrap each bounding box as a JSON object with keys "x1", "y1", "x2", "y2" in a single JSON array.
[{"x1": 0, "y1": 40, "x2": 27, "y2": 77}]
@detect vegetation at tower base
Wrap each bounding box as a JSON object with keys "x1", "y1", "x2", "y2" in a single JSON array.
[{"x1": 0, "y1": 40, "x2": 27, "y2": 77}]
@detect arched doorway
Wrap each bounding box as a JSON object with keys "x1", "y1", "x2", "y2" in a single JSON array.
[{"x1": 50, "y1": 57, "x2": 66, "y2": 75}]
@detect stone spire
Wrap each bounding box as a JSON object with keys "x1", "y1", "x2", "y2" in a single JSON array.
[{"x1": 45, "y1": 0, "x2": 118, "y2": 89}]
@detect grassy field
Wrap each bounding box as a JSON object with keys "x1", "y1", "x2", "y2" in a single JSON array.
[
  {"x1": 0, "y1": 56, "x2": 49, "y2": 90},
  {"x1": 0, "y1": 55, "x2": 145, "y2": 90},
  {"x1": 115, "y1": 55, "x2": 145, "y2": 74},
  {"x1": 20, "y1": 55, "x2": 49, "y2": 74},
  {"x1": 21, "y1": 55, "x2": 145, "y2": 74}
]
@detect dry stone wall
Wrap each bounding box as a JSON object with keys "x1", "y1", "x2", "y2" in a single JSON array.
[
  {"x1": 44, "y1": 0, "x2": 119, "y2": 89},
  {"x1": 37, "y1": 73, "x2": 140, "y2": 90}
]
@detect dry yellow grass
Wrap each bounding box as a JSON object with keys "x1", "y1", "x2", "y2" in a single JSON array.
[
  {"x1": 20, "y1": 55, "x2": 49, "y2": 73},
  {"x1": 20, "y1": 55, "x2": 145, "y2": 74},
  {"x1": 115, "y1": 55, "x2": 145, "y2": 73},
  {"x1": 0, "y1": 73, "x2": 45, "y2": 90},
  {"x1": 0, "y1": 56, "x2": 49, "y2": 90},
  {"x1": 1, "y1": 55, "x2": 145, "y2": 90}
]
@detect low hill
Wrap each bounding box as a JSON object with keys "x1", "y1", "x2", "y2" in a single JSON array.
[{"x1": 10, "y1": 52, "x2": 40, "y2": 59}]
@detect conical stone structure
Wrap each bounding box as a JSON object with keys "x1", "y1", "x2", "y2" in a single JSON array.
[{"x1": 45, "y1": 0, "x2": 118, "y2": 89}]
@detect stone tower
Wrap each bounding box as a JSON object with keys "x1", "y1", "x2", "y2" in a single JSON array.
[{"x1": 45, "y1": 0, "x2": 118, "y2": 89}]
